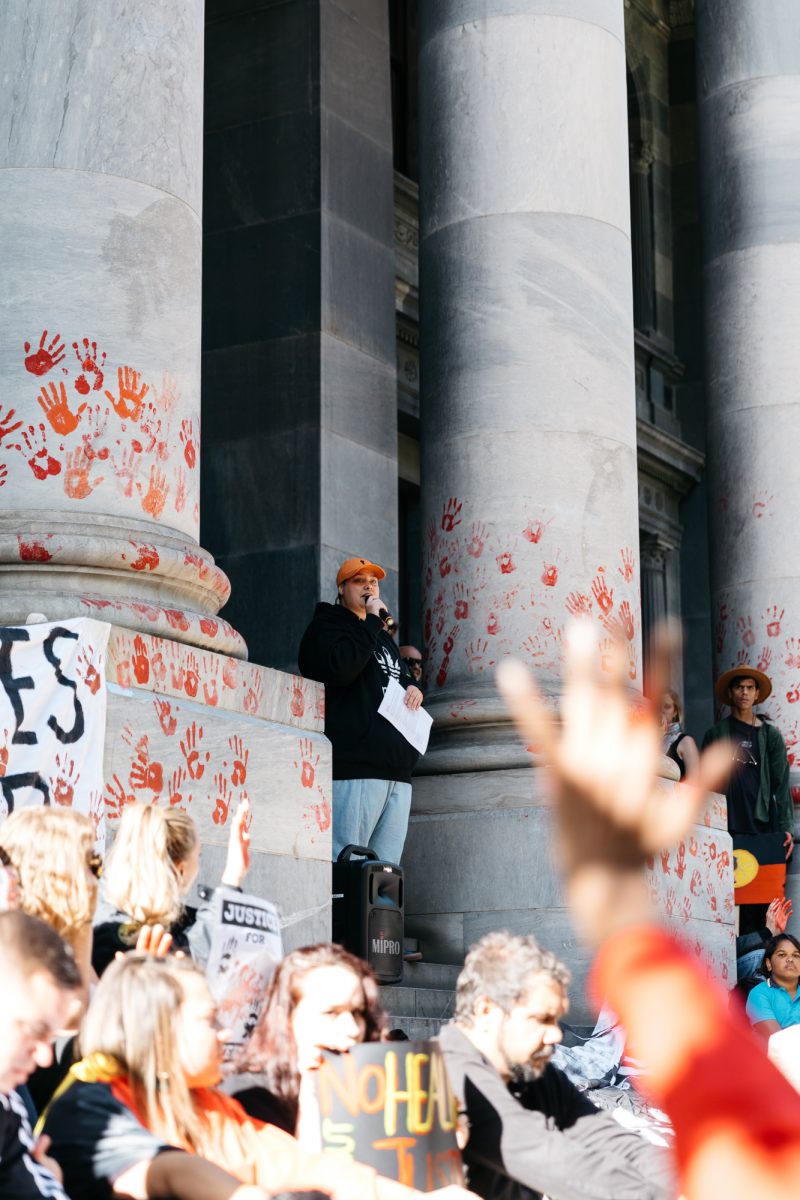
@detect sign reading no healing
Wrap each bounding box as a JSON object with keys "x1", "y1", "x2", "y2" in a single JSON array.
[
  {"x1": 315, "y1": 1040, "x2": 464, "y2": 1191},
  {"x1": 0, "y1": 618, "x2": 110, "y2": 842}
]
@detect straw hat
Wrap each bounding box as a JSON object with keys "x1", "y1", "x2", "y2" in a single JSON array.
[{"x1": 714, "y1": 665, "x2": 772, "y2": 705}]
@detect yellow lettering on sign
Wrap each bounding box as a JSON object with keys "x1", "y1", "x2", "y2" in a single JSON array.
[
  {"x1": 383, "y1": 1050, "x2": 411, "y2": 1136},
  {"x1": 317, "y1": 1053, "x2": 359, "y2": 1118}
]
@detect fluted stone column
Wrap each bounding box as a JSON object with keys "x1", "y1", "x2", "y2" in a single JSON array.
[
  {"x1": 0, "y1": 0, "x2": 243, "y2": 657},
  {"x1": 404, "y1": 1, "x2": 644, "y2": 1007},
  {"x1": 698, "y1": 3, "x2": 800, "y2": 789}
]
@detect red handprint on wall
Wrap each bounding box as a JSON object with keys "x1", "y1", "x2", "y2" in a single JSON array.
[
  {"x1": 180, "y1": 418, "x2": 197, "y2": 469},
  {"x1": 180, "y1": 721, "x2": 210, "y2": 781},
  {"x1": 441, "y1": 497, "x2": 462, "y2": 532},
  {"x1": 763, "y1": 605, "x2": 784, "y2": 637},
  {"x1": 113, "y1": 444, "x2": 141, "y2": 498},
  {"x1": 522, "y1": 518, "x2": 546, "y2": 544},
  {"x1": 129, "y1": 735, "x2": 164, "y2": 795},
  {"x1": 565, "y1": 592, "x2": 592, "y2": 617},
  {"x1": 592, "y1": 573, "x2": 614, "y2": 614},
  {"x1": 203, "y1": 657, "x2": 220, "y2": 707},
  {"x1": 50, "y1": 753, "x2": 80, "y2": 807},
  {"x1": 76, "y1": 647, "x2": 101, "y2": 695},
  {"x1": 757, "y1": 646, "x2": 772, "y2": 672},
  {"x1": 496, "y1": 550, "x2": 516, "y2": 575},
  {"x1": 619, "y1": 600, "x2": 635, "y2": 642},
  {"x1": 243, "y1": 673, "x2": 263, "y2": 715},
  {"x1": 228, "y1": 735, "x2": 249, "y2": 786},
  {"x1": 63, "y1": 445, "x2": 104, "y2": 500},
  {"x1": 466, "y1": 521, "x2": 488, "y2": 558},
  {"x1": 675, "y1": 840, "x2": 686, "y2": 880},
  {"x1": 138, "y1": 464, "x2": 169, "y2": 519},
  {"x1": 128, "y1": 542, "x2": 159, "y2": 572},
  {"x1": 153, "y1": 697, "x2": 178, "y2": 737},
  {"x1": 453, "y1": 582, "x2": 470, "y2": 620},
  {"x1": 105, "y1": 366, "x2": 149, "y2": 421},
  {"x1": 737, "y1": 615, "x2": 755, "y2": 647},
  {"x1": 184, "y1": 652, "x2": 200, "y2": 699},
  {"x1": 72, "y1": 339, "x2": 106, "y2": 394},
  {"x1": 212, "y1": 772, "x2": 233, "y2": 826},
  {"x1": 465, "y1": 638, "x2": 492, "y2": 672},
  {"x1": 24, "y1": 330, "x2": 65, "y2": 377},
  {"x1": 294, "y1": 738, "x2": 320, "y2": 789},
  {"x1": 618, "y1": 546, "x2": 635, "y2": 583},
  {"x1": 290, "y1": 682, "x2": 305, "y2": 718},
  {"x1": 541, "y1": 563, "x2": 558, "y2": 588},
  {"x1": 38, "y1": 381, "x2": 86, "y2": 436},
  {"x1": 105, "y1": 774, "x2": 135, "y2": 819},
  {"x1": 174, "y1": 464, "x2": 187, "y2": 513},
  {"x1": 13, "y1": 423, "x2": 61, "y2": 480},
  {"x1": 167, "y1": 764, "x2": 191, "y2": 809}
]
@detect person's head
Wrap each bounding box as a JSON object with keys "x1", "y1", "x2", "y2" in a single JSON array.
[
  {"x1": 0, "y1": 910, "x2": 81, "y2": 1093},
  {"x1": 399, "y1": 645, "x2": 423, "y2": 683},
  {"x1": 454, "y1": 931, "x2": 571, "y2": 1083},
  {"x1": 103, "y1": 804, "x2": 199, "y2": 931},
  {"x1": 0, "y1": 807, "x2": 99, "y2": 939},
  {"x1": 728, "y1": 674, "x2": 761, "y2": 715},
  {"x1": 335, "y1": 557, "x2": 386, "y2": 617},
  {"x1": 238, "y1": 943, "x2": 386, "y2": 1115},
  {"x1": 762, "y1": 934, "x2": 800, "y2": 988},
  {"x1": 81, "y1": 954, "x2": 226, "y2": 1148},
  {"x1": 661, "y1": 690, "x2": 682, "y2": 726}
]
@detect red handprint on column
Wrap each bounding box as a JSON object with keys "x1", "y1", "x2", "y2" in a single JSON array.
[
  {"x1": 129, "y1": 736, "x2": 163, "y2": 795},
  {"x1": 294, "y1": 738, "x2": 320, "y2": 789},
  {"x1": 37, "y1": 381, "x2": 86, "y2": 436},
  {"x1": 174, "y1": 465, "x2": 187, "y2": 513},
  {"x1": 522, "y1": 518, "x2": 547, "y2": 544},
  {"x1": 565, "y1": 592, "x2": 592, "y2": 617},
  {"x1": 618, "y1": 547, "x2": 635, "y2": 582},
  {"x1": 496, "y1": 549, "x2": 516, "y2": 575},
  {"x1": 466, "y1": 521, "x2": 488, "y2": 558},
  {"x1": 203, "y1": 657, "x2": 220, "y2": 707},
  {"x1": 440, "y1": 497, "x2": 462, "y2": 532},
  {"x1": 228, "y1": 735, "x2": 249, "y2": 786},
  {"x1": 619, "y1": 600, "x2": 635, "y2": 642},
  {"x1": 13, "y1": 424, "x2": 61, "y2": 480},
  {"x1": 763, "y1": 605, "x2": 785, "y2": 637},
  {"x1": 184, "y1": 652, "x2": 200, "y2": 699},
  {"x1": 128, "y1": 542, "x2": 159, "y2": 572},
  {"x1": 453, "y1": 581, "x2": 470, "y2": 620},
  {"x1": 153, "y1": 697, "x2": 178, "y2": 737},
  {"x1": 438, "y1": 552, "x2": 453, "y2": 578},
  {"x1": 167, "y1": 764, "x2": 191, "y2": 809},
  {"x1": 105, "y1": 774, "x2": 135, "y2": 819},
  {"x1": 138, "y1": 464, "x2": 169, "y2": 519},
  {"x1": 757, "y1": 646, "x2": 773, "y2": 672},
  {"x1": 180, "y1": 721, "x2": 210, "y2": 781},
  {"x1": 660, "y1": 848, "x2": 671, "y2": 875},
  {"x1": 222, "y1": 657, "x2": 238, "y2": 691},
  {"x1": 113, "y1": 445, "x2": 141, "y2": 498},
  {"x1": 180, "y1": 418, "x2": 197, "y2": 469},
  {"x1": 465, "y1": 638, "x2": 492, "y2": 673},
  {"x1": 24, "y1": 330, "x2": 65, "y2": 377},
  {"x1": 130, "y1": 635, "x2": 149, "y2": 684},
  {"x1": 689, "y1": 868, "x2": 702, "y2": 896},
  {"x1": 675, "y1": 840, "x2": 686, "y2": 880},
  {"x1": 75, "y1": 647, "x2": 101, "y2": 695},
  {"x1": 592, "y1": 573, "x2": 614, "y2": 614},
  {"x1": 212, "y1": 772, "x2": 233, "y2": 826},
  {"x1": 50, "y1": 753, "x2": 80, "y2": 807},
  {"x1": 290, "y1": 682, "x2": 306, "y2": 717},
  {"x1": 541, "y1": 563, "x2": 558, "y2": 588},
  {"x1": 737, "y1": 615, "x2": 755, "y2": 647},
  {"x1": 72, "y1": 339, "x2": 106, "y2": 394},
  {"x1": 63, "y1": 445, "x2": 104, "y2": 500},
  {"x1": 105, "y1": 366, "x2": 149, "y2": 421},
  {"x1": 243, "y1": 673, "x2": 263, "y2": 715}
]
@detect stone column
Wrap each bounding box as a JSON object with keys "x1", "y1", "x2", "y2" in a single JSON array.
[
  {"x1": 405, "y1": 1, "x2": 643, "y2": 1007},
  {"x1": 697, "y1": 2, "x2": 800, "y2": 783},
  {"x1": 0, "y1": 0, "x2": 243, "y2": 657}
]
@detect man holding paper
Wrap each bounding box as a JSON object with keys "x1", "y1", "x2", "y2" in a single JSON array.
[{"x1": 298, "y1": 556, "x2": 425, "y2": 865}]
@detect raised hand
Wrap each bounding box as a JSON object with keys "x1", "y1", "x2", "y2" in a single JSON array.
[
  {"x1": 222, "y1": 794, "x2": 252, "y2": 887},
  {"x1": 766, "y1": 896, "x2": 793, "y2": 936}
]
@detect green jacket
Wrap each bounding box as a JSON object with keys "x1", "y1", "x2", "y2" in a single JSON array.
[{"x1": 702, "y1": 716, "x2": 793, "y2": 833}]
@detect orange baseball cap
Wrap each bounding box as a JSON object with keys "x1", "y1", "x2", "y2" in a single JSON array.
[{"x1": 336, "y1": 556, "x2": 386, "y2": 586}]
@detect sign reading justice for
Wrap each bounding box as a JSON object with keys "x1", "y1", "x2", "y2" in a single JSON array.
[{"x1": 315, "y1": 1040, "x2": 464, "y2": 1191}]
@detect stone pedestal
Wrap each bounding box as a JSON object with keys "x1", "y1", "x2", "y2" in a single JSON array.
[
  {"x1": 412, "y1": 2, "x2": 642, "y2": 967},
  {"x1": 0, "y1": 1, "x2": 241, "y2": 656},
  {"x1": 697, "y1": 1, "x2": 800, "y2": 797}
]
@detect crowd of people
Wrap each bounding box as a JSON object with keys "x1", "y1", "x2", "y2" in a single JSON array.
[{"x1": 4, "y1": 577, "x2": 800, "y2": 1197}]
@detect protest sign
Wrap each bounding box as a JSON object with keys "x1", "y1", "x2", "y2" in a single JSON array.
[
  {"x1": 0, "y1": 618, "x2": 110, "y2": 848},
  {"x1": 205, "y1": 885, "x2": 283, "y2": 1059},
  {"x1": 315, "y1": 1039, "x2": 464, "y2": 1191}
]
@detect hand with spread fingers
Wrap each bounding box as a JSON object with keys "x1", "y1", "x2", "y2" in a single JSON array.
[{"x1": 497, "y1": 620, "x2": 731, "y2": 945}]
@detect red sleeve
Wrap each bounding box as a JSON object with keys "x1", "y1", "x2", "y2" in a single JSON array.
[{"x1": 591, "y1": 926, "x2": 800, "y2": 1181}]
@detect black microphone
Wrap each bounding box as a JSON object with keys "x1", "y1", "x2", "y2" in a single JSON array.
[{"x1": 378, "y1": 607, "x2": 398, "y2": 634}]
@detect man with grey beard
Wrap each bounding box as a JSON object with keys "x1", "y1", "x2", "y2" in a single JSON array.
[{"x1": 437, "y1": 931, "x2": 674, "y2": 1200}]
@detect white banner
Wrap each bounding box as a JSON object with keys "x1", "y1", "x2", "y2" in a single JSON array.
[
  {"x1": 206, "y1": 885, "x2": 283, "y2": 1059},
  {"x1": 0, "y1": 618, "x2": 110, "y2": 847}
]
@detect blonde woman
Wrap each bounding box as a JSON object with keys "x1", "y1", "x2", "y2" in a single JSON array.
[
  {"x1": 43, "y1": 955, "x2": 474, "y2": 1200},
  {"x1": 92, "y1": 798, "x2": 251, "y2": 976}
]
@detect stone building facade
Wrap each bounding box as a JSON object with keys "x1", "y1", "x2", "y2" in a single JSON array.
[{"x1": 5, "y1": 0, "x2": 798, "y2": 1012}]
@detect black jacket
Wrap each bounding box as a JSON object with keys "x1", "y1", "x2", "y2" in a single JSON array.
[
  {"x1": 438, "y1": 1023, "x2": 674, "y2": 1200},
  {"x1": 298, "y1": 602, "x2": 420, "y2": 783}
]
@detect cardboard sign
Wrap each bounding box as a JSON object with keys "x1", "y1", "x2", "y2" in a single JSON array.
[
  {"x1": 0, "y1": 618, "x2": 110, "y2": 849},
  {"x1": 315, "y1": 1040, "x2": 464, "y2": 1191},
  {"x1": 205, "y1": 886, "x2": 283, "y2": 1059}
]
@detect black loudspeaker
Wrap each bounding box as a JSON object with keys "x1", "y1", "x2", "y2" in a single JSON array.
[{"x1": 332, "y1": 845, "x2": 404, "y2": 983}]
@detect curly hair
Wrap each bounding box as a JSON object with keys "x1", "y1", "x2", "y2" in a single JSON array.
[
  {"x1": 0, "y1": 807, "x2": 96, "y2": 938},
  {"x1": 236, "y1": 942, "x2": 386, "y2": 1130},
  {"x1": 454, "y1": 930, "x2": 571, "y2": 1025}
]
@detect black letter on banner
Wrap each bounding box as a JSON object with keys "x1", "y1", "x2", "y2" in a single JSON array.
[
  {"x1": 0, "y1": 627, "x2": 37, "y2": 745},
  {"x1": 1, "y1": 772, "x2": 50, "y2": 814},
  {"x1": 43, "y1": 628, "x2": 84, "y2": 745}
]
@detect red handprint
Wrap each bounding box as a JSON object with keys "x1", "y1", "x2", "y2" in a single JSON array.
[
  {"x1": 294, "y1": 738, "x2": 320, "y2": 789},
  {"x1": 665, "y1": 887, "x2": 676, "y2": 917},
  {"x1": 737, "y1": 615, "x2": 755, "y2": 647},
  {"x1": 752, "y1": 490, "x2": 774, "y2": 519},
  {"x1": 131, "y1": 636, "x2": 149, "y2": 685},
  {"x1": 24, "y1": 330, "x2": 65, "y2": 376},
  {"x1": 13, "y1": 423, "x2": 61, "y2": 480},
  {"x1": 76, "y1": 647, "x2": 101, "y2": 695},
  {"x1": 496, "y1": 550, "x2": 516, "y2": 575},
  {"x1": 212, "y1": 772, "x2": 233, "y2": 826},
  {"x1": 442, "y1": 625, "x2": 460, "y2": 656},
  {"x1": 541, "y1": 563, "x2": 558, "y2": 588},
  {"x1": 565, "y1": 592, "x2": 592, "y2": 616},
  {"x1": 128, "y1": 542, "x2": 159, "y2": 572},
  {"x1": 113, "y1": 444, "x2": 141, "y2": 498},
  {"x1": 17, "y1": 536, "x2": 53, "y2": 563},
  {"x1": 165, "y1": 609, "x2": 190, "y2": 633},
  {"x1": 599, "y1": 638, "x2": 614, "y2": 673},
  {"x1": 180, "y1": 721, "x2": 209, "y2": 781},
  {"x1": 757, "y1": 646, "x2": 772, "y2": 672},
  {"x1": 64, "y1": 445, "x2": 104, "y2": 499},
  {"x1": 0, "y1": 730, "x2": 9, "y2": 779},
  {"x1": 521, "y1": 634, "x2": 545, "y2": 660},
  {"x1": 153, "y1": 697, "x2": 178, "y2": 737},
  {"x1": 466, "y1": 521, "x2": 488, "y2": 558},
  {"x1": 72, "y1": 339, "x2": 106, "y2": 393},
  {"x1": 243, "y1": 673, "x2": 263, "y2": 715},
  {"x1": 522, "y1": 518, "x2": 546, "y2": 544},
  {"x1": 228, "y1": 735, "x2": 249, "y2": 786},
  {"x1": 659, "y1": 848, "x2": 671, "y2": 875},
  {"x1": 619, "y1": 600, "x2": 635, "y2": 641},
  {"x1": 679, "y1": 896, "x2": 692, "y2": 924},
  {"x1": 436, "y1": 654, "x2": 451, "y2": 688},
  {"x1": 105, "y1": 365, "x2": 149, "y2": 421},
  {"x1": 199, "y1": 617, "x2": 219, "y2": 638},
  {"x1": 439, "y1": 553, "x2": 452, "y2": 578},
  {"x1": 290, "y1": 683, "x2": 305, "y2": 718},
  {"x1": 138, "y1": 464, "x2": 169, "y2": 518},
  {"x1": 689, "y1": 835, "x2": 698, "y2": 856},
  {"x1": 764, "y1": 605, "x2": 785, "y2": 637},
  {"x1": 786, "y1": 638, "x2": 800, "y2": 670},
  {"x1": 150, "y1": 647, "x2": 167, "y2": 686},
  {"x1": 180, "y1": 419, "x2": 197, "y2": 469},
  {"x1": 465, "y1": 639, "x2": 490, "y2": 672},
  {"x1": 203, "y1": 657, "x2": 220, "y2": 707},
  {"x1": 618, "y1": 547, "x2": 635, "y2": 582},
  {"x1": 453, "y1": 582, "x2": 470, "y2": 620},
  {"x1": 0, "y1": 406, "x2": 22, "y2": 447},
  {"x1": 592, "y1": 573, "x2": 614, "y2": 614},
  {"x1": 675, "y1": 840, "x2": 686, "y2": 880},
  {"x1": 167, "y1": 764, "x2": 191, "y2": 809},
  {"x1": 716, "y1": 849, "x2": 731, "y2": 880},
  {"x1": 487, "y1": 611, "x2": 500, "y2": 637},
  {"x1": 690, "y1": 868, "x2": 702, "y2": 895},
  {"x1": 105, "y1": 773, "x2": 135, "y2": 819},
  {"x1": 37, "y1": 381, "x2": 86, "y2": 436},
  {"x1": 50, "y1": 753, "x2": 80, "y2": 807},
  {"x1": 222, "y1": 657, "x2": 238, "y2": 690},
  {"x1": 129, "y1": 736, "x2": 163, "y2": 795},
  {"x1": 441, "y1": 497, "x2": 462, "y2": 532},
  {"x1": 715, "y1": 619, "x2": 727, "y2": 654},
  {"x1": 184, "y1": 652, "x2": 200, "y2": 699}
]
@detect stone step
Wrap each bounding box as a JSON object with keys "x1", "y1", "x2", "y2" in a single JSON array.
[
  {"x1": 380, "y1": 961, "x2": 457, "y2": 1040},
  {"x1": 399, "y1": 960, "x2": 461, "y2": 990}
]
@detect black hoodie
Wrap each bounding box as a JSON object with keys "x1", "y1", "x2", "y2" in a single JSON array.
[{"x1": 298, "y1": 602, "x2": 421, "y2": 783}]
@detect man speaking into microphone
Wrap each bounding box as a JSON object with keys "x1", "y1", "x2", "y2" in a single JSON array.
[{"x1": 298, "y1": 556, "x2": 423, "y2": 865}]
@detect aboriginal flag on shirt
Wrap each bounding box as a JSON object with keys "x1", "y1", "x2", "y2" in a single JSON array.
[{"x1": 733, "y1": 833, "x2": 786, "y2": 904}]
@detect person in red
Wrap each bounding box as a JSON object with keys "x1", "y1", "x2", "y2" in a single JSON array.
[{"x1": 497, "y1": 625, "x2": 800, "y2": 1200}]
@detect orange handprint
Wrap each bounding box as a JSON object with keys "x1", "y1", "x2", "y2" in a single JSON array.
[
  {"x1": 167, "y1": 763, "x2": 192, "y2": 809},
  {"x1": 294, "y1": 738, "x2": 320, "y2": 789},
  {"x1": 50, "y1": 753, "x2": 80, "y2": 807},
  {"x1": 76, "y1": 646, "x2": 101, "y2": 695},
  {"x1": 180, "y1": 721, "x2": 209, "y2": 781},
  {"x1": 38, "y1": 381, "x2": 87, "y2": 435},
  {"x1": 64, "y1": 445, "x2": 104, "y2": 500},
  {"x1": 105, "y1": 774, "x2": 135, "y2": 819},
  {"x1": 129, "y1": 735, "x2": 163, "y2": 795},
  {"x1": 132, "y1": 635, "x2": 150, "y2": 684},
  {"x1": 228, "y1": 734, "x2": 249, "y2": 787},
  {"x1": 153, "y1": 697, "x2": 177, "y2": 736},
  {"x1": 0, "y1": 729, "x2": 9, "y2": 778},
  {"x1": 113, "y1": 444, "x2": 141, "y2": 498},
  {"x1": 180, "y1": 418, "x2": 197, "y2": 468},
  {"x1": 184, "y1": 652, "x2": 200, "y2": 699},
  {"x1": 592, "y1": 573, "x2": 614, "y2": 614},
  {"x1": 105, "y1": 365, "x2": 149, "y2": 421},
  {"x1": 138, "y1": 464, "x2": 169, "y2": 519},
  {"x1": 212, "y1": 772, "x2": 232, "y2": 826}
]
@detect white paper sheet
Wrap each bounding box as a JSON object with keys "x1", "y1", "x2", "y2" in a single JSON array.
[{"x1": 377, "y1": 676, "x2": 433, "y2": 755}]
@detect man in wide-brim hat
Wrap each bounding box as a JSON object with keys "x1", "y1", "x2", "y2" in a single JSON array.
[{"x1": 702, "y1": 665, "x2": 793, "y2": 859}]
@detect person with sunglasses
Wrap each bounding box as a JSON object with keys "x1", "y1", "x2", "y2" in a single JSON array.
[{"x1": 398, "y1": 644, "x2": 423, "y2": 686}]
